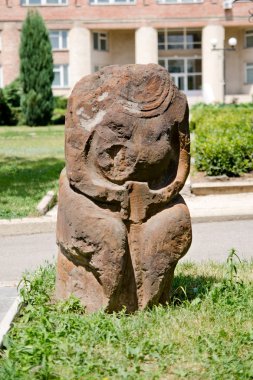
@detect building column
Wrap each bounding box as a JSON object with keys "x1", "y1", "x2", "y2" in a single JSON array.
[
  {"x1": 2, "y1": 22, "x2": 20, "y2": 86},
  {"x1": 202, "y1": 24, "x2": 225, "y2": 103},
  {"x1": 69, "y1": 25, "x2": 92, "y2": 88},
  {"x1": 135, "y1": 27, "x2": 158, "y2": 65}
]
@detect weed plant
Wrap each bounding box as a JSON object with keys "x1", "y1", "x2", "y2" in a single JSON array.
[{"x1": 0, "y1": 251, "x2": 252, "y2": 379}]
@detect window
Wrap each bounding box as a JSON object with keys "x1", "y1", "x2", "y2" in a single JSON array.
[
  {"x1": 246, "y1": 63, "x2": 253, "y2": 84},
  {"x1": 245, "y1": 30, "x2": 253, "y2": 48},
  {"x1": 53, "y1": 64, "x2": 69, "y2": 88},
  {"x1": 159, "y1": 57, "x2": 202, "y2": 92},
  {"x1": 90, "y1": 0, "x2": 134, "y2": 4},
  {"x1": 49, "y1": 30, "x2": 68, "y2": 50},
  {"x1": 158, "y1": 29, "x2": 201, "y2": 50},
  {"x1": 21, "y1": 0, "x2": 67, "y2": 5},
  {"x1": 158, "y1": 0, "x2": 202, "y2": 3},
  {"x1": 93, "y1": 32, "x2": 108, "y2": 51}
]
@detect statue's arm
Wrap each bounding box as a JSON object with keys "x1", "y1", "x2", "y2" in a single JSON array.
[
  {"x1": 124, "y1": 100, "x2": 190, "y2": 223},
  {"x1": 149, "y1": 100, "x2": 190, "y2": 205},
  {"x1": 163, "y1": 102, "x2": 190, "y2": 200}
]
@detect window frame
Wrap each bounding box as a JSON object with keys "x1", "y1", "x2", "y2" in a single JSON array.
[
  {"x1": 245, "y1": 63, "x2": 253, "y2": 84},
  {"x1": 245, "y1": 30, "x2": 253, "y2": 49},
  {"x1": 158, "y1": 28, "x2": 202, "y2": 50},
  {"x1": 93, "y1": 32, "x2": 109, "y2": 51},
  {"x1": 157, "y1": 0, "x2": 202, "y2": 4},
  {"x1": 21, "y1": 0, "x2": 68, "y2": 6},
  {"x1": 49, "y1": 30, "x2": 68, "y2": 50},
  {"x1": 158, "y1": 56, "x2": 202, "y2": 93},
  {"x1": 90, "y1": 0, "x2": 135, "y2": 5},
  {"x1": 52, "y1": 64, "x2": 69, "y2": 88}
]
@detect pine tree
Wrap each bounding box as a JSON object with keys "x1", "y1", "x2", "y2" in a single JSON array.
[{"x1": 19, "y1": 10, "x2": 54, "y2": 126}]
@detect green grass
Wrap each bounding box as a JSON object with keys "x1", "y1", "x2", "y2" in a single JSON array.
[
  {"x1": 0, "y1": 252, "x2": 252, "y2": 379},
  {"x1": 0, "y1": 125, "x2": 64, "y2": 218}
]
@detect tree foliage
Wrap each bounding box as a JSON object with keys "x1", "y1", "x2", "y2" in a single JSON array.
[{"x1": 19, "y1": 10, "x2": 54, "y2": 126}]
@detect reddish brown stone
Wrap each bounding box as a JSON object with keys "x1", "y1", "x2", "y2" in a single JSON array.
[{"x1": 56, "y1": 64, "x2": 192, "y2": 312}]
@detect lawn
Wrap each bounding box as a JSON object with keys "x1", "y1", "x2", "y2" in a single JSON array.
[
  {"x1": 0, "y1": 125, "x2": 65, "y2": 219},
  {"x1": 0, "y1": 253, "x2": 252, "y2": 379}
]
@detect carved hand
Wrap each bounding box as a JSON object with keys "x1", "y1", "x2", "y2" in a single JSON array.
[{"x1": 120, "y1": 181, "x2": 181, "y2": 223}]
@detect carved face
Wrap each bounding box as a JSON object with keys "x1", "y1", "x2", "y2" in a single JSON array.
[
  {"x1": 65, "y1": 64, "x2": 185, "y2": 192},
  {"x1": 89, "y1": 109, "x2": 179, "y2": 184}
]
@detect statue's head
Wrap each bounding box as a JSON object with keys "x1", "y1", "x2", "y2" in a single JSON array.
[
  {"x1": 69, "y1": 64, "x2": 175, "y2": 120},
  {"x1": 66, "y1": 64, "x2": 188, "y2": 188}
]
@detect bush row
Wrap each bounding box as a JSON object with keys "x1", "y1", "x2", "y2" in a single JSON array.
[
  {"x1": 191, "y1": 103, "x2": 253, "y2": 176},
  {"x1": 0, "y1": 78, "x2": 67, "y2": 126}
]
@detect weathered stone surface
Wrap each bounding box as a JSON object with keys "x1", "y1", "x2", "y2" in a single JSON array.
[{"x1": 56, "y1": 64, "x2": 192, "y2": 313}]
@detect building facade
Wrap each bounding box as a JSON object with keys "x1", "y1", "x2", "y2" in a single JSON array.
[{"x1": 0, "y1": 0, "x2": 252, "y2": 104}]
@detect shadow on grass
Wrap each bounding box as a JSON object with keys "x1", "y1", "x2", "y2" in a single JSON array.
[
  {"x1": 0, "y1": 156, "x2": 65, "y2": 218},
  {"x1": 171, "y1": 272, "x2": 220, "y2": 305},
  {"x1": 0, "y1": 156, "x2": 65, "y2": 197}
]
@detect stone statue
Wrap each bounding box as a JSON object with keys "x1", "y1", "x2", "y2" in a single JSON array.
[{"x1": 56, "y1": 64, "x2": 192, "y2": 313}]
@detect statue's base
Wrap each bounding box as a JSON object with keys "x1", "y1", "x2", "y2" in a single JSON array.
[{"x1": 55, "y1": 247, "x2": 178, "y2": 314}]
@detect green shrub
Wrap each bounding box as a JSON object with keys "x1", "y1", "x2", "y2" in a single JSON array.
[
  {"x1": 3, "y1": 78, "x2": 21, "y2": 108},
  {"x1": 2, "y1": 78, "x2": 22, "y2": 125},
  {"x1": 53, "y1": 95, "x2": 67, "y2": 109},
  {"x1": 51, "y1": 108, "x2": 66, "y2": 125},
  {"x1": 51, "y1": 96, "x2": 67, "y2": 124},
  {"x1": 192, "y1": 104, "x2": 253, "y2": 176},
  {"x1": 0, "y1": 89, "x2": 14, "y2": 126}
]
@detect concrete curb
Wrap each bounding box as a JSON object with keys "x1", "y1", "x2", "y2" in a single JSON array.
[
  {"x1": 0, "y1": 216, "x2": 56, "y2": 236},
  {"x1": 191, "y1": 180, "x2": 253, "y2": 196},
  {"x1": 189, "y1": 212, "x2": 253, "y2": 223},
  {"x1": 37, "y1": 190, "x2": 56, "y2": 215},
  {"x1": 0, "y1": 296, "x2": 21, "y2": 348}
]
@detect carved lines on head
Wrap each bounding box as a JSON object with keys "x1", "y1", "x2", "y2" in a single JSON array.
[{"x1": 72, "y1": 64, "x2": 176, "y2": 133}]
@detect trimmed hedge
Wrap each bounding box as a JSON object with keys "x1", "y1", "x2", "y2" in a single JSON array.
[{"x1": 191, "y1": 103, "x2": 253, "y2": 176}]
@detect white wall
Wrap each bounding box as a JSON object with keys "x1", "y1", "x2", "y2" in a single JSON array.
[
  {"x1": 69, "y1": 25, "x2": 92, "y2": 88},
  {"x1": 202, "y1": 24, "x2": 225, "y2": 103}
]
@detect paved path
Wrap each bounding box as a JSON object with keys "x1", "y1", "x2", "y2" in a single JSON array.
[
  {"x1": 182, "y1": 219, "x2": 253, "y2": 263},
  {"x1": 0, "y1": 287, "x2": 18, "y2": 322},
  {"x1": 0, "y1": 232, "x2": 57, "y2": 323},
  {"x1": 1, "y1": 220, "x2": 253, "y2": 284},
  {"x1": 0, "y1": 233, "x2": 57, "y2": 282}
]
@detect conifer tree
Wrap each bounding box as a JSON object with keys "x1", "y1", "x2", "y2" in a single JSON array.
[{"x1": 19, "y1": 10, "x2": 54, "y2": 126}]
